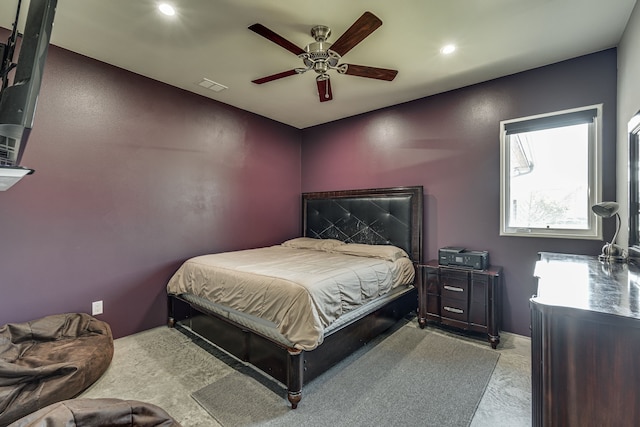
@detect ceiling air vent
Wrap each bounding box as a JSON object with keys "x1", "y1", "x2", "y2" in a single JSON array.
[{"x1": 197, "y1": 78, "x2": 227, "y2": 92}]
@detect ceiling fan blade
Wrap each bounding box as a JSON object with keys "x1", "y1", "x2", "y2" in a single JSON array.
[
  {"x1": 248, "y1": 23, "x2": 305, "y2": 56},
  {"x1": 329, "y1": 11, "x2": 382, "y2": 57},
  {"x1": 252, "y1": 69, "x2": 298, "y2": 84},
  {"x1": 342, "y1": 64, "x2": 398, "y2": 81},
  {"x1": 316, "y1": 77, "x2": 333, "y2": 102}
]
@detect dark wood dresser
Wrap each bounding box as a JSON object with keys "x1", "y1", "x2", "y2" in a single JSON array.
[
  {"x1": 418, "y1": 260, "x2": 502, "y2": 348},
  {"x1": 531, "y1": 252, "x2": 640, "y2": 427}
]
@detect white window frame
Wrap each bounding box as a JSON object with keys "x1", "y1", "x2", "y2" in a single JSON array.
[{"x1": 499, "y1": 104, "x2": 603, "y2": 239}]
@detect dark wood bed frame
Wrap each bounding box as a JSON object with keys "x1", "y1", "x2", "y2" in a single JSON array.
[{"x1": 168, "y1": 186, "x2": 423, "y2": 408}]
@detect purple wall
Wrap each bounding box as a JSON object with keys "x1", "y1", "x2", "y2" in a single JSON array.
[
  {"x1": 301, "y1": 49, "x2": 618, "y2": 336},
  {"x1": 0, "y1": 39, "x2": 302, "y2": 338},
  {"x1": 0, "y1": 29, "x2": 618, "y2": 340}
]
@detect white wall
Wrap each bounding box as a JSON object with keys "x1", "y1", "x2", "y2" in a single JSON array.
[{"x1": 617, "y1": 0, "x2": 640, "y2": 248}]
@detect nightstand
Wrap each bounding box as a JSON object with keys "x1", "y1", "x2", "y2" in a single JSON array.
[{"x1": 418, "y1": 260, "x2": 502, "y2": 348}]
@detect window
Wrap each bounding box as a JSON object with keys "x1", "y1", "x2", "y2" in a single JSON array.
[{"x1": 500, "y1": 105, "x2": 602, "y2": 239}]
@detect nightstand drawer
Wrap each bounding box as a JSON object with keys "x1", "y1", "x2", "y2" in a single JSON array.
[
  {"x1": 441, "y1": 272, "x2": 469, "y2": 301},
  {"x1": 441, "y1": 298, "x2": 468, "y2": 323},
  {"x1": 441, "y1": 271, "x2": 469, "y2": 287}
]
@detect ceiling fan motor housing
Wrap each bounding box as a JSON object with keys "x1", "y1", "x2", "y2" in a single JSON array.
[
  {"x1": 303, "y1": 25, "x2": 340, "y2": 73},
  {"x1": 303, "y1": 44, "x2": 339, "y2": 71}
]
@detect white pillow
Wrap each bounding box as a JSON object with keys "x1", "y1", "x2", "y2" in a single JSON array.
[
  {"x1": 281, "y1": 237, "x2": 345, "y2": 251},
  {"x1": 331, "y1": 243, "x2": 409, "y2": 262}
]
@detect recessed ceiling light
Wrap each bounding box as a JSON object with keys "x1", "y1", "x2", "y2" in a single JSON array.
[
  {"x1": 158, "y1": 3, "x2": 176, "y2": 16},
  {"x1": 440, "y1": 44, "x2": 456, "y2": 55}
]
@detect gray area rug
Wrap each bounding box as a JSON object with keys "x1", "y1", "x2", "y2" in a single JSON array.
[{"x1": 191, "y1": 326, "x2": 499, "y2": 427}]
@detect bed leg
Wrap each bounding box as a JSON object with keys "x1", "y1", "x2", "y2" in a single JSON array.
[
  {"x1": 287, "y1": 348, "x2": 304, "y2": 409},
  {"x1": 288, "y1": 390, "x2": 302, "y2": 409},
  {"x1": 167, "y1": 295, "x2": 176, "y2": 328},
  {"x1": 168, "y1": 295, "x2": 191, "y2": 328}
]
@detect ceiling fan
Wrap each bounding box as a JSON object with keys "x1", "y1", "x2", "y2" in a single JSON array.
[{"x1": 248, "y1": 11, "x2": 398, "y2": 103}]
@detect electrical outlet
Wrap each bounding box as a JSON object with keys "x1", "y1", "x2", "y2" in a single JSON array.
[{"x1": 92, "y1": 300, "x2": 103, "y2": 316}]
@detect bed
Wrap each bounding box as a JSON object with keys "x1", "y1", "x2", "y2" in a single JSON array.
[{"x1": 167, "y1": 186, "x2": 423, "y2": 408}]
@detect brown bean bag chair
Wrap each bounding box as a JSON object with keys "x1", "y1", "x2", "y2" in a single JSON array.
[
  {"x1": 0, "y1": 313, "x2": 114, "y2": 426},
  {"x1": 8, "y1": 398, "x2": 182, "y2": 427}
]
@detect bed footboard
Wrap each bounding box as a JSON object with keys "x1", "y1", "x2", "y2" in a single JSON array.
[{"x1": 167, "y1": 287, "x2": 417, "y2": 409}]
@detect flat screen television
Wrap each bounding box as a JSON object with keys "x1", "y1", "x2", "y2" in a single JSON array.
[{"x1": 0, "y1": 0, "x2": 57, "y2": 176}]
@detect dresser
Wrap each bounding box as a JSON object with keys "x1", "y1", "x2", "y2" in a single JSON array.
[
  {"x1": 531, "y1": 252, "x2": 640, "y2": 427},
  {"x1": 418, "y1": 260, "x2": 502, "y2": 348}
]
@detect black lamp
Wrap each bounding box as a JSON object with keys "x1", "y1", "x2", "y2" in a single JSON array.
[{"x1": 591, "y1": 201, "x2": 627, "y2": 262}]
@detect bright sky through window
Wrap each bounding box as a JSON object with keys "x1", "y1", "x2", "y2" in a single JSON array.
[
  {"x1": 508, "y1": 124, "x2": 589, "y2": 230},
  {"x1": 500, "y1": 104, "x2": 601, "y2": 239}
]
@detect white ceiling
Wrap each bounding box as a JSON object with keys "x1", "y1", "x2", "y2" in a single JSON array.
[{"x1": 0, "y1": 0, "x2": 637, "y2": 129}]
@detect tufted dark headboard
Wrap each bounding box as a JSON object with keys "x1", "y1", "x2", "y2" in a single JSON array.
[{"x1": 302, "y1": 186, "x2": 423, "y2": 264}]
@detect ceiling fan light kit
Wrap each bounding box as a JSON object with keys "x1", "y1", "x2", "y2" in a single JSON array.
[{"x1": 249, "y1": 11, "x2": 398, "y2": 102}]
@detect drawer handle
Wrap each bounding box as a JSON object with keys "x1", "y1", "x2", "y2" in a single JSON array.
[
  {"x1": 444, "y1": 306, "x2": 464, "y2": 314},
  {"x1": 444, "y1": 285, "x2": 464, "y2": 292}
]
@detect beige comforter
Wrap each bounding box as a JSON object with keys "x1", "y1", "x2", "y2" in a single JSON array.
[{"x1": 166, "y1": 245, "x2": 414, "y2": 350}]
